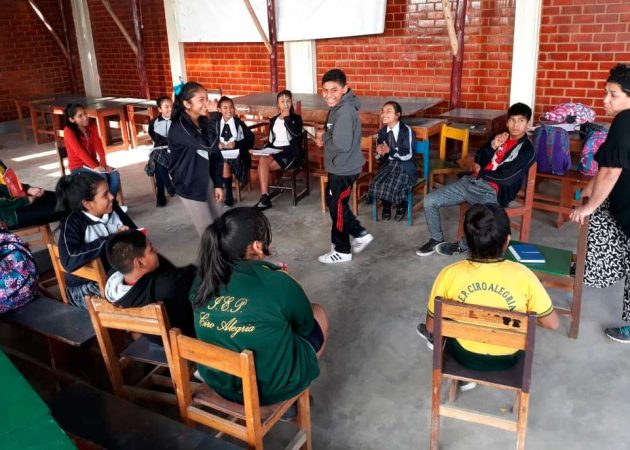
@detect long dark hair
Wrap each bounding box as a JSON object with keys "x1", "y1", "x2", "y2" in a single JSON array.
[
  {"x1": 55, "y1": 172, "x2": 106, "y2": 215},
  {"x1": 193, "y1": 207, "x2": 272, "y2": 308},
  {"x1": 464, "y1": 203, "x2": 511, "y2": 260},
  {"x1": 277, "y1": 89, "x2": 295, "y2": 115},
  {"x1": 607, "y1": 63, "x2": 630, "y2": 96},
  {"x1": 172, "y1": 81, "x2": 206, "y2": 119},
  {"x1": 64, "y1": 103, "x2": 86, "y2": 140}
]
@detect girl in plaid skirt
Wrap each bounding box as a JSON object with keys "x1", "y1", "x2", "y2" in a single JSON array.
[{"x1": 367, "y1": 101, "x2": 417, "y2": 221}]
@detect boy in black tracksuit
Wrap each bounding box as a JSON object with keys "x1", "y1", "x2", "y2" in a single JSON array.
[
  {"x1": 316, "y1": 69, "x2": 373, "y2": 264},
  {"x1": 104, "y1": 230, "x2": 196, "y2": 337}
]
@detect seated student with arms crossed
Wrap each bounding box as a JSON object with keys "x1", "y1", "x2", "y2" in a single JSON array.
[
  {"x1": 190, "y1": 207, "x2": 328, "y2": 405},
  {"x1": 367, "y1": 101, "x2": 417, "y2": 221},
  {"x1": 210, "y1": 96, "x2": 254, "y2": 207},
  {"x1": 56, "y1": 172, "x2": 136, "y2": 308},
  {"x1": 147, "y1": 96, "x2": 176, "y2": 207},
  {"x1": 418, "y1": 204, "x2": 558, "y2": 384},
  {"x1": 415, "y1": 102, "x2": 535, "y2": 257},
  {"x1": 104, "y1": 230, "x2": 196, "y2": 337},
  {"x1": 255, "y1": 90, "x2": 304, "y2": 210}
]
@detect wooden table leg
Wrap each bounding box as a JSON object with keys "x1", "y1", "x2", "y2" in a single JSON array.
[
  {"x1": 15, "y1": 100, "x2": 28, "y2": 142},
  {"x1": 118, "y1": 110, "x2": 130, "y2": 150},
  {"x1": 30, "y1": 107, "x2": 43, "y2": 144},
  {"x1": 96, "y1": 112, "x2": 108, "y2": 151},
  {"x1": 556, "y1": 179, "x2": 573, "y2": 228},
  {"x1": 126, "y1": 105, "x2": 138, "y2": 148}
]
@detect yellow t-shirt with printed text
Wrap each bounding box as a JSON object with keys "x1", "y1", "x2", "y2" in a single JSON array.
[{"x1": 427, "y1": 259, "x2": 554, "y2": 355}]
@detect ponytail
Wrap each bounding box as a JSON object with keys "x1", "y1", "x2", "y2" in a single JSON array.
[
  {"x1": 193, "y1": 207, "x2": 272, "y2": 308},
  {"x1": 55, "y1": 172, "x2": 105, "y2": 216},
  {"x1": 172, "y1": 81, "x2": 206, "y2": 119}
]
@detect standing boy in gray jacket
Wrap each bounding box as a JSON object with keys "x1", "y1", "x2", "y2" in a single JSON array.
[{"x1": 315, "y1": 69, "x2": 374, "y2": 264}]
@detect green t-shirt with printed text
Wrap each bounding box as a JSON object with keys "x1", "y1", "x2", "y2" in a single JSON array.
[{"x1": 190, "y1": 260, "x2": 319, "y2": 405}]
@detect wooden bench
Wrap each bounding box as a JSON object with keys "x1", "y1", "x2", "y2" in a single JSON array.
[
  {"x1": 1, "y1": 296, "x2": 95, "y2": 383},
  {"x1": 50, "y1": 383, "x2": 241, "y2": 450},
  {"x1": 533, "y1": 170, "x2": 592, "y2": 228}
]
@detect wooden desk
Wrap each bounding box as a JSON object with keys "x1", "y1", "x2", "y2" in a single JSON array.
[
  {"x1": 234, "y1": 93, "x2": 443, "y2": 129},
  {"x1": 14, "y1": 94, "x2": 60, "y2": 143},
  {"x1": 440, "y1": 108, "x2": 507, "y2": 141},
  {"x1": 107, "y1": 98, "x2": 158, "y2": 148}
]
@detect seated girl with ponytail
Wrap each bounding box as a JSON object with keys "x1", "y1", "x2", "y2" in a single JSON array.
[
  {"x1": 55, "y1": 172, "x2": 136, "y2": 308},
  {"x1": 190, "y1": 207, "x2": 328, "y2": 405}
]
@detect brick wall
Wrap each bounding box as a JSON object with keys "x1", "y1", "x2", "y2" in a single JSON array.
[
  {"x1": 536, "y1": 0, "x2": 630, "y2": 122},
  {"x1": 0, "y1": 0, "x2": 83, "y2": 123},
  {"x1": 184, "y1": 43, "x2": 286, "y2": 97},
  {"x1": 317, "y1": 0, "x2": 515, "y2": 113}
]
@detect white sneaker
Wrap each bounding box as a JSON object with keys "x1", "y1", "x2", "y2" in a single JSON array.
[
  {"x1": 318, "y1": 249, "x2": 352, "y2": 264},
  {"x1": 459, "y1": 381, "x2": 477, "y2": 392},
  {"x1": 351, "y1": 233, "x2": 374, "y2": 254},
  {"x1": 120, "y1": 205, "x2": 129, "y2": 213}
]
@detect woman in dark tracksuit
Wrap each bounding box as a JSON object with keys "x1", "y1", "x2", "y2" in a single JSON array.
[{"x1": 168, "y1": 82, "x2": 224, "y2": 237}]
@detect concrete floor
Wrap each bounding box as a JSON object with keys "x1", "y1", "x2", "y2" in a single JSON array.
[{"x1": 1, "y1": 130, "x2": 628, "y2": 450}]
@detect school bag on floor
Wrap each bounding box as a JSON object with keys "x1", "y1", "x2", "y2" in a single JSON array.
[
  {"x1": 542, "y1": 103, "x2": 596, "y2": 125},
  {"x1": 0, "y1": 230, "x2": 37, "y2": 313},
  {"x1": 532, "y1": 125, "x2": 571, "y2": 175},
  {"x1": 578, "y1": 130, "x2": 607, "y2": 176}
]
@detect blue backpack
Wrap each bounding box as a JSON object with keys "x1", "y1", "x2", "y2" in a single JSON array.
[
  {"x1": 0, "y1": 231, "x2": 37, "y2": 314},
  {"x1": 532, "y1": 125, "x2": 571, "y2": 175}
]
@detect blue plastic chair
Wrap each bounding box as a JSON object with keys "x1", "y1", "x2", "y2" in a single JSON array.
[{"x1": 372, "y1": 140, "x2": 430, "y2": 226}]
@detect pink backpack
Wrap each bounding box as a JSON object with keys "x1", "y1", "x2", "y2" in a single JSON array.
[{"x1": 578, "y1": 130, "x2": 607, "y2": 176}]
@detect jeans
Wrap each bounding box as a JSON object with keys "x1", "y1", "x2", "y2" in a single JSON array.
[
  {"x1": 154, "y1": 163, "x2": 175, "y2": 203},
  {"x1": 71, "y1": 167, "x2": 121, "y2": 198},
  {"x1": 423, "y1": 175, "x2": 497, "y2": 248},
  {"x1": 326, "y1": 173, "x2": 365, "y2": 254}
]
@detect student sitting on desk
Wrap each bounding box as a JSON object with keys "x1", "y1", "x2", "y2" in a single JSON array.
[
  {"x1": 63, "y1": 103, "x2": 123, "y2": 207},
  {"x1": 367, "y1": 101, "x2": 417, "y2": 221},
  {"x1": 55, "y1": 172, "x2": 136, "y2": 308},
  {"x1": 210, "y1": 96, "x2": 254, "y2": 207},
  {"x1": 254, "y1": 90, "x2": 304, "y2": 210},
  {"x1": 147, "y1": 96, "x2": 176, "y2": 207},
  {"x1": 418, "y1": 204, "x2": 558, "y2": 380},
  {"x1": 415, "y1": 102, "x2": 535, "y2": 257}
]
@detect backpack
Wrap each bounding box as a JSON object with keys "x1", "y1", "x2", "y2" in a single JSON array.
[
  {"x1": 578, "y1": 130, "x2": 607, "y2": 176},
  {"x1": 0, "y1": 231, "x2": 37, "y2": 313},
  {"x1": 542, "y1": 103, "x2": 596, "y2": 125},
  {"x1": 532, "y1": 125, "x2": 571, "y2": 175}
]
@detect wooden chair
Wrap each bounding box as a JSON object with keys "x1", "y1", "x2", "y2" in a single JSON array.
[
  {"x1": 457, "y1": 162, "x2": 538, "y2": 242},
  {"x1": 13, "y1": 223, "x2": 54, "y2": 249},
  {"x1": 268, "y1": 131, "x2": 310, "y2": 206},
  {"x1": 169, "y1": 328, "x2": 312, "y2": 450},
  {"x1": 48, "y1": 243, "x2": 107, "y2": 304},
  {"x1": 430, "y1": 297, "x2": 537, "y2": 450},
  {"x1": 319, "y1": 136, "x2": 375, "y2": 215},
  {"x1": 85, "y1": 295, "x2": 178, "y2": 404},
  {"x1": 430, "y1": 124, "x2": 470, "y2": 191},
  {"x1": 505, "y1": 214, "x2": 588, "y2": 338}
]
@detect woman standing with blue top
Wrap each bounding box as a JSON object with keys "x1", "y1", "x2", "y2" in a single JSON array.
[
  {"x1": 367, "y1": 101, "x2": 417, "y2": 221},
  {"x1": 571, "y1": 63, "x2": 630, "y2": 343},
  {"x1": 168, "y1": 82, "x2": 224, "y2": 237}
]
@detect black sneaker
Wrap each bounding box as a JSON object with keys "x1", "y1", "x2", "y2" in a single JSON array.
[
  {"x1": 415, "y1": 238, "x2": 443, "y2": 256},
  {"x1": 394, "y1": 206, "x2": 405, "y2": 222},
  {"x1": 416, "y1": 323, "x2": 434, "y2": 350},
  {"x1": 156, "y1": 198, "x2": 167, "y2": 207},
  {"x1": 435, "y1": 241, "x2": 467, "y2": 256},
  {"x1": 256, "y1": 194, "x2": 272, "y2": 210},
  {"x1": 605, "y1": 325, "x2": 630, "y2": 343},
  {"x1": 382, "y1": 207, "x2": 391, "y2": 221}
]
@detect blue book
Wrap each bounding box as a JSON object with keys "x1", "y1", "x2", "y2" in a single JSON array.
[{"x1": 508, "y1": 243, "x2": 546, "y2": 264}]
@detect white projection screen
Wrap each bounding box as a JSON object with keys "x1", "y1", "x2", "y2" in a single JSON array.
[{"x1": 173, "y1": 0, "x2": 387, "y2": 43}]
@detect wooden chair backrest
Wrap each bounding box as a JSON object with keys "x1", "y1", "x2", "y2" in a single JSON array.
[
  {"x1": 86, "y1": 296, "x2": 173, "y2": 398},
  {"x1": 433, "y1": 297, "x2": 537, "y2": 392},
  {"x1": 439, "y1": 124, "x2": 470, "y2": 161},
  {"x1": 13, "y1": 223, "x2": 53, "y2": 250},
  {"x1": 521, "y1": 162, "x2": 537, "y2": 207},
  {"x1": 361, "y1": 135, "x2": 375, "y2": 174},
  {"x1": 169, "y1": 328, "x2": 262, "y2": 444},
  {"x1": 48, "y1": 243, "x2": 107, "y2": 304}
]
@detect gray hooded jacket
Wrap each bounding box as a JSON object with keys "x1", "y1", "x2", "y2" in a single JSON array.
[{"x1": 323, "y1": 89, "x2": 365, "y2": 176}]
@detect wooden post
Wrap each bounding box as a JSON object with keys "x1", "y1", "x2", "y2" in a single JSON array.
[
  {"x1": 28, "y1": 0, "x2": 70, "y2": 61},
  {"x1": 242, "y1": 0, "x2": 272, "y2": 53},
  {"x1": 57, "y1": 0, "x2": 77, "y2": 93},
  {"x1": 267, "y1": 0, "x2": 278, "y2": 92},
  {"x1": 132, "y1": 0, "x2": 150, "y2": 99},
  {"x1": 449, "y1": 0, "x2": 467, "y2": 109},
  {"x1": 99, "y1": 0, "x2": 138, "y2": 56}
]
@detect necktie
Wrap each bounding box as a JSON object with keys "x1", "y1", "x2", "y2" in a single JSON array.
[
  {"x1": 221, "y1": 123, "x2": 233, "y2": 141},
  {"x1": 387, "y1": 130, "x2": 395, "y2": 149}
]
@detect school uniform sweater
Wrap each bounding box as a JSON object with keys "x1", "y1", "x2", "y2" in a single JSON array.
[
  {"x1": 376, "y1": 122, "x2": 418, "y2": 182},
  {"x1": 168, "y1": 113, "x2": 223, "y2": 202},
  {"x1": 105, "y1": 254, "x2": 196, "y2": 338},
  {"x1": 148, "y1": 115, "x2": 170, "y2": 148},
  {"x1": 63, "y1": 123, "x2": 107, "y2": 171},
  {"x1": 208, "y1": 115, "x2": 255, "y2": 169},
  {"x1": 475, "y1": 135, "x2": 535, "y2": 207},
  {"x1": 58, "y1": 205, "x2": 136, "y2": 287},
  {"x1": 268, "y1": 112, "x2": 304, "y2": 154}
]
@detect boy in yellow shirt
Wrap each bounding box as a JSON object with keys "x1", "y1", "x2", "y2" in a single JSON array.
[{"x1": 418, "y1": 203, "x2": 559, "y2": 373}]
